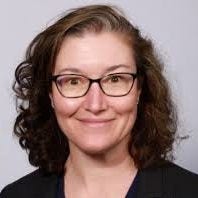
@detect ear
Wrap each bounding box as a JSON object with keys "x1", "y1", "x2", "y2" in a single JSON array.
[
  {"x1": 136, "y1": 76, "x2": 143, "y2": 105},
  {"x1": 49, "y1": 93, "x2": 55, "y2": 108},
  {"x1": 136, "y1": 87, "x2": 142, "y2": 105}
]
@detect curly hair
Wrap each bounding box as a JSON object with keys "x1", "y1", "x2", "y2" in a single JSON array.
[{"x1": 13, "y1": 4, "x2": 178, "y2": 174}]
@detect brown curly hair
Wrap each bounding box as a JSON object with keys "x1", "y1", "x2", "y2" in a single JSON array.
[{"x1": 13, "y1": 4, "x2": 178, "y2": 174}]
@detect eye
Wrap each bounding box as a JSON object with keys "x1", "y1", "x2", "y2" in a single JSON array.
[
  {"x1": 69, "y1": 78, "x2": 80, "y2": 85},
  {"x1": 110, "y1": 75, "x2": 120, "y2": 82},
  {"x1": 56, "y1": 76, "x2": 82, "y2": 86},
  {"x1": 107, "y1": 74, "x2": 125, "y2": 84},
  {"x1": 102, "y1": 73, "x2": 132, "y2": 85}
]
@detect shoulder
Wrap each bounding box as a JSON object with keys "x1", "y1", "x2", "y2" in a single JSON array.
[
  {"x1": 139, "y1": 162, "x2": 198, "y2": 197},
  {"x1": 161, "y1": 163, "x2": 198, "y2": 196},
  {"x1": 162, "y1": 162, "x2": 198, "y2": 193},
  {"x1": 0, "y1": 169, "x2": 58, "y2": 198},
  {"x1": 162, "y1": 162, "x2": 198, "y2": 182}
]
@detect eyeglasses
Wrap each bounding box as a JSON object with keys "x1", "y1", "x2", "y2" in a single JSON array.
[{"x1": 51, "y1": 72, "x2": 138, "y2": 98}]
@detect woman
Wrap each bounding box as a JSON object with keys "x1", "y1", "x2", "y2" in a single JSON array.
[{"x1": 1, "y1": 4, "x2": 198, "y2": 198}]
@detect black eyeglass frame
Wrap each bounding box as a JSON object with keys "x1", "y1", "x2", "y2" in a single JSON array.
[{"x1": 51, "y1": 72, "x2": 138, "y2": 98}]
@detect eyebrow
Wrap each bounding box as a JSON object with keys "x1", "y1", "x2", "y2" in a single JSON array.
[
  {"x1": 56, "y1": 67, "x2": 81, "y2": 74},
  {"x1": 105, "y1": 64, "x2": 132, "y2": 73},
  {"x1": 56, "y1": 64, "x2": 132, "y2": 75}
]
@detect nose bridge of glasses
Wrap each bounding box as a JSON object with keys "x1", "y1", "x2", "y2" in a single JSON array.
[
  {"x1": 83, "y1": 77, "x2": 108, "y2": 113},
  {"x1": 84, "y1": 78, "x2": 106, "y2": 106},
  {"x1": 88, "y1": 77, "x2": 104, "y2": 92}
]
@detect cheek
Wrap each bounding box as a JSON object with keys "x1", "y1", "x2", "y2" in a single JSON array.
[
  {"x1": 109, "y1": 91, "x2": 139, "y2": 133},
  {"x1": 52, "y1": 94, "x2": 84, "y2": 137},
  {"x1": 111, "y1": 81, "x2": 140, "y2": 116},
  {"x1": 110, "y1": 94, "x2": 138, "y2": 116},
  {"x1": 54, "y1": 98, "x2": 79, "y2": 116},
  {"x1": 51, "y1": 87, "x2": 82, "y2": 117}
]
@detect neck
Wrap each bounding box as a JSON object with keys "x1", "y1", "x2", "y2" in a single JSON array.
[{"x1": 64, "y1": 142, "x2": 137, "y2": 189}]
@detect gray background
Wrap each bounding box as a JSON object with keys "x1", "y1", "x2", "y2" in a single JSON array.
[{"x1": 0, "y1": 0, "x2": 198, "y2": 190}]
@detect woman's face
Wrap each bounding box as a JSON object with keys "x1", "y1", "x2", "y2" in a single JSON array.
[{"x1": 50, "y1": 32, "x2": 141, "y2": 155}]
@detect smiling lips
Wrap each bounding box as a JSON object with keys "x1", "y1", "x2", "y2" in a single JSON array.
[{"x1": 77, "y1": 118, "x2": 115, "y2": 127}]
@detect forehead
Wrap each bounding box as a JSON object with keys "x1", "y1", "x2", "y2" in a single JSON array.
[{"x1": 54, "y1": 32, "x2": 136, "y2": 75}]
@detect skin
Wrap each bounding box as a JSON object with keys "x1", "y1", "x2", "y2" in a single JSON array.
[{"x1": 50, "y1": 32, "x2": 141, "y2": 197}]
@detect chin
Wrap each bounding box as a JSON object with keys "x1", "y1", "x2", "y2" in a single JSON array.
[
  {"x1": 69, "y1": 131, "x2": 131, "y2": 156},
  {"x1": 77, "y1": 138, "x2": 123, "y2": 156}
]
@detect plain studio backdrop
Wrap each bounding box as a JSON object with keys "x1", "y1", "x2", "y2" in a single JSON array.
[{"x1": 0, "y1": 0, "x2": 198, "y2": 190}]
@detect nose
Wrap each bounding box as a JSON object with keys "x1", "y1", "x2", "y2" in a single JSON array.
[{"x1": 83, "y1": 82, "x2": 108, "y2": 114}]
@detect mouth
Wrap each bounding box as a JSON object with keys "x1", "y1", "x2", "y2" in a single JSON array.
[{"x1": 76, "y1": 118, "x2": 115, "y2": 127}]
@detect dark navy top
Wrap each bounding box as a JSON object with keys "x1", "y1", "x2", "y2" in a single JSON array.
[{"x1": 56, "y1": 172, "x2": 139, "y2": 198}]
